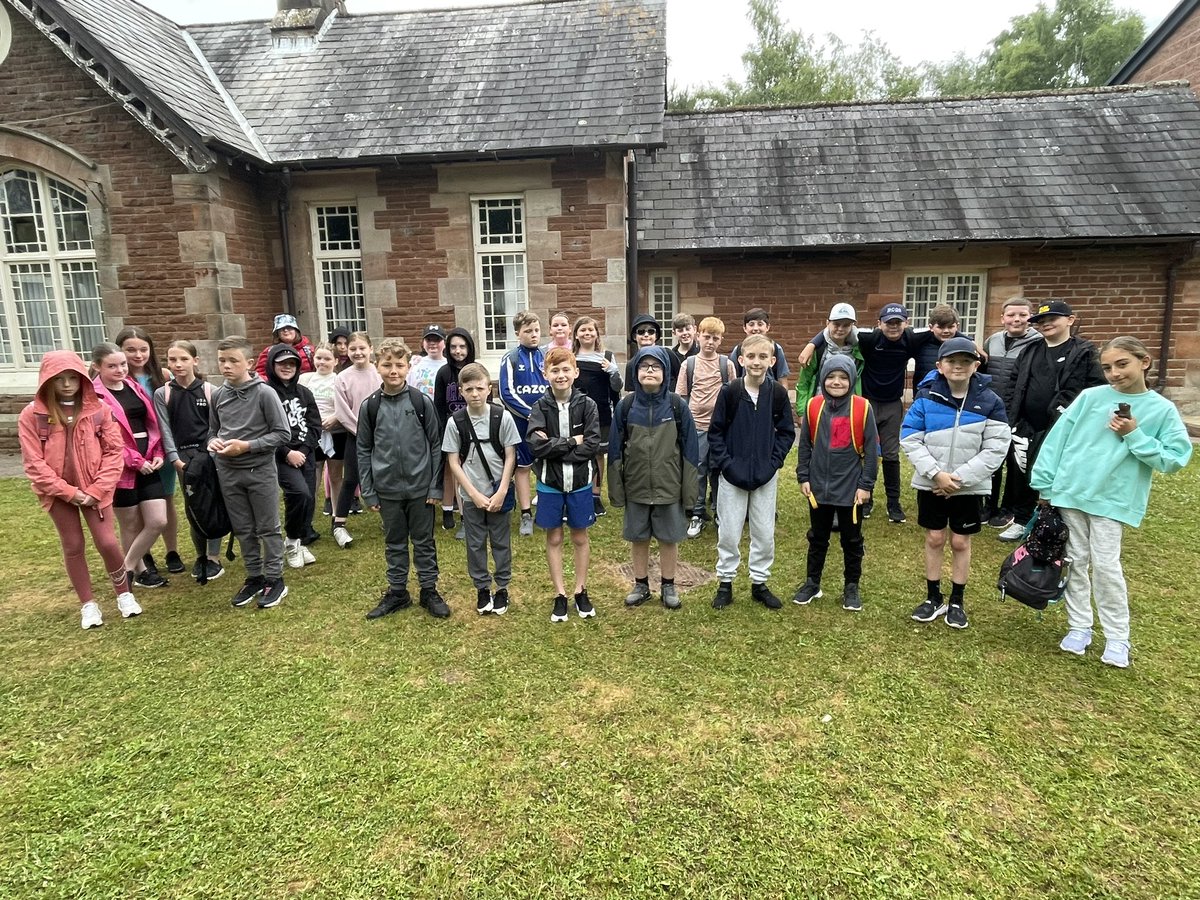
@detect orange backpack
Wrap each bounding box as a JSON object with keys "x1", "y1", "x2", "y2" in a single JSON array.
[{"x1": 805, "y1": 394, "x2": 870, "y2": 456}]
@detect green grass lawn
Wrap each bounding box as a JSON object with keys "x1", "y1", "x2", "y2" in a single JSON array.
[{"x1": 2, "y1": 454, "x2": 1198, "y2": 898}]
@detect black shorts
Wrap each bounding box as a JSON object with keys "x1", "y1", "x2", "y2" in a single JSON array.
[
  {"x1": 114, "y1": 469, "x2": 167, "y2": 508},
  {"x1": 328, "y1": 431, "x2": 348, "y2": 461},
  {"x1": 916, "y1": 490, "x2": 983, "y2": 535}
]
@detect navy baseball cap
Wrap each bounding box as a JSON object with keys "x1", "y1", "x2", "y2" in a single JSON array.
[
  {"x1": 937, "y1": 337, "x2": 980, "y2": 360},
  {"x1": 879, "y1": 303, "x2": 908, "y2": 322}
]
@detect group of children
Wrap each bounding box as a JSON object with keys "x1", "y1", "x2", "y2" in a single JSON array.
[{"x1": 18, "y1": 302, "x2": 1192, "y2": 669}]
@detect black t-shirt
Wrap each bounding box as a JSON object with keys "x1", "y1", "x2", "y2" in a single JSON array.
[
  {"x1": 858, "y1": 328, "x2": 936, "y2": 402},
  {"x1": 113, "y1": 383, "x2": 149, "y2": 453},
  {"x1": 1018, "y1": 341, "x2": 1070, "y2": 431}
]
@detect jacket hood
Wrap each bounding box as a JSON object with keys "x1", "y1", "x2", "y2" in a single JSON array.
[
  {"x1": 818, "y1": 353, "x2": 858, "y2": 399},
  {"x1": 329, "y1": 326, "x2": 351, "y2": 343},
  {"x1": 631, "y1": 345, "x2": 673, "y2": 398},
  {"x1": 629, "y1": 314, "x2": 661, "y2": 341},
  {"x1": 34, "y1": 351, "x2": 101, "y2": 413},
  {"x1": 444, "y1": 327, "x2": 477, "y2": 371},
  {"x1": 223, "y1": 372, "x2": 268, "y2": 397},
  {"x1": 265, "y1": 343, "x2": 303, "y2": 389}
]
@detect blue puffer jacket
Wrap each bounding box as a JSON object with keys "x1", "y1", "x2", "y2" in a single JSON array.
[{"x1": 900, "y1": 370, "x2": 1010, "y2": 495}]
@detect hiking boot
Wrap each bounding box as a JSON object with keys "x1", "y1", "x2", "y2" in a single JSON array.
[
  {"x1": 366, "y1": 587, "x2": 411, "y2": 619},
  {"x1": 419, "y1": 585, "x2": 450, "y2": 618},
  {"x1": 476, "y1": 587, "x2": 493, "y2": 614},
  {"x1": 911, "y1": 598, "x2": 947, "y2": 622},
  {"x1": 945, "y1": 603, "x2": 969, "y2": 629},
  {"x1": 258, "y1": 579, "x2": 287, "y2": 609},
  {"x1": 887, "y1": 502, "x2": 906, "y2": 524},
  {"x1": 232, "y1": 576, "x2": 265, "y2": 608},
  {"x1": 1059, "y1": 629, "x2": 1092, "y2": 656},
  {"x1": 285, "y1": 538, "x2": 305, "y2": 569},
  {"x1": 624, "y1": 582, "x2": 652, "y2": 607},
  {"x1": 792, "y1": 579, "x2": 823, "y2": 605},
  {"x1": 80, "y1": 601, "x2": 103, "y2": 630},
  {"x1": 332, "y1": 525, "x2": 353, "y2": 548},
  {"x1": 575, "y1": 589, "x2": 596, "y2": 618},
  {"x1": 519, "y1": 512, "x2": 534, "y2": 536},
  {"x1": 998, "y1": 522, "x2": 1025, "y2": 542},
  {"x1": 491, "y1": 588, "x2": 509, "y2": 615},
  {"x1": 751, "y1": 583, "x2": 782, "y2": 610},
  {"x1": 134, "y1": 570, "x2": 168, "y2": 589},
  {"x1": 117, "y1": 592, "x2": 142, "y2": 618},
  {"x1": 1101, "y1": 640, "x2": 1131, "y2": 669},
  {"x1": 712, "y1": 581, "x2": 734, "y2": 609},
  {"x1": 551, "y1": 594, "x2": 569, "y2": 623},
  {"x1": 442, "y1": 508, "x2": 456, "y2": 530},
  {"x1": 165, "y1": 551, "x2": 185, "y2": 574},
  {"x1": 686, "y1": 516, "x2": 703, "y2": 539},
  {"x1": 841, "y1": 583, "x2": 863, "y2": 612},
  {"x1": 661, "y1": 583, "x2": 681, "y2": 610},
  {"x1": 593, "y1": 496, "x2": 606, "y2": 517},
  {"x1": 988, "y1": 511, "x2": 1015, "y2": 529}
]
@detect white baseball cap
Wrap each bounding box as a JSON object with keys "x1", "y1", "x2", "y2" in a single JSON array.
[{"x1": 828, "y1": 302, "x2": 856, "y2": 322}]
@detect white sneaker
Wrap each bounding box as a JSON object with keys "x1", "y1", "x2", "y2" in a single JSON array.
[
  {"x1": 1059, "y1": 629, "x2": 1092, "y2": 656},
  {"x1": 300, "y1": 545, "x2": 316, "y2": 565},
  {"x1": 285, "y1": 538, "x2": 305, "y2": 569},
  {"x1": 1101, "y1": 640, "x2": 1131, "y2": 669},
  {"x1": 998, "y1": 522, "x2": 1026, "y2": 542},
  {"x1": 116, "y1": 592, "x2": 142, "y2": 618},
  {"x1": 333, "y1": 526, "x2": 353, "y2": 548},
  {"x1": 686, "y1": 516, "x2": 703, "y2": 538},
  {"x1": 80, "y1": 601, "x2": 103, "y2": 629}
]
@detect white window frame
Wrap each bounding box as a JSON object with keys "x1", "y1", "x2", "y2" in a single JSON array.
[
  {"x1": 0, "y1": 167, "x2": 103, "y2": 372},
  {"x1": 648, "y1": 270, "x2": 677, "y2": 346},
  {"x1": 309, "y1": 204, "x2": 366, "y2": 336},
  {"x1": 472, "y1": 195, "x2": 528, "y2": 359},
  {"x1": 903, "y1": 271, "x2": 987, "y2": 339}
]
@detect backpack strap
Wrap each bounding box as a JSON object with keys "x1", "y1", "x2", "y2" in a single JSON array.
[
  {"x1": 720, "y1": 355, "x2": 732, "y2": 385},
  {"x1": 685, "y1": 355, "x2": 696, "y2": 397},
  {"x1": 487, "y1": 403, "x2": 505, "y2": 458},
  {"x1": 849, "y1": 395, "x2": 869, "y2": 457}
]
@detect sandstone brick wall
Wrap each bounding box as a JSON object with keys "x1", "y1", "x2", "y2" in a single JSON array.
[{"x1": 1127, "y1": 6, "x2": 1200, "y2": 92}]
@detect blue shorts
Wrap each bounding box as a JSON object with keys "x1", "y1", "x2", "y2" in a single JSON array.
[
  {"x1": 513, "y1": 417, "x2": 534, "y2": 468},
  {"x1": 534, "y1": 486, "x2": 596, "y2": 531}
]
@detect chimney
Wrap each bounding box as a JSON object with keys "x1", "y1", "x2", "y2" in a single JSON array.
[{"x1": 270, "y1": 0, "x2": 344, "y2": 51}]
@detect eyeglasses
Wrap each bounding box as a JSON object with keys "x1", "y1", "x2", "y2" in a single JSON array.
[{"x1": 635, "y1": 328, "x2": 658, "y2": 337}]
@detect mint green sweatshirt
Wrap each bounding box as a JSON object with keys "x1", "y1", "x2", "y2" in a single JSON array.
[{"x1": 1030, "y1": 385, "x2": 1192, "y2": 527}]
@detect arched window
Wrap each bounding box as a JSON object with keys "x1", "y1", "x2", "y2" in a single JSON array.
[{"x1": 0, "y1": 168, "x2": 103, "y2": 368}]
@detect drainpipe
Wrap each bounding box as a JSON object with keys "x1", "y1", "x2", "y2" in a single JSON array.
[
  {"x1": 625, "y1": 150, "x2": 639, "y2": 355},
  {"x1": 1159, "y1": 242, "x2": 1196, "y2": 392},
  {"x1": 278, "y1": 169, "x2": 296, "y2": 315}
]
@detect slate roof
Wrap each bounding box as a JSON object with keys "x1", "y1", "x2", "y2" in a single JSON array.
[
  {"x1": 44, "y1": 0, "x2": 260, "y2": 158},
  {"x1": 187, "y1": 0, "x2": 666, "y2": 163},
  {"x1": 637, "y1": 85, "x2": 1200, "y2": 252}
]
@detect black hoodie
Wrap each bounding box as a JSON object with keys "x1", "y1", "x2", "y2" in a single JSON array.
[
  {"x1": 433, "y1": 327, "x2": 478, "y2": 424},
  {"x1": 265, "y1": 343, "x2": 321, "y2": 461}
]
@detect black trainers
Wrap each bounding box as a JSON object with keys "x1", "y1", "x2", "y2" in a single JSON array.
[
  {"x1": 322, "y1": 497, "x2": 332, "y2": 516},
  {"x1": 367, "y1": 587, "x2": 412, "y2": 619},
  {"x1": 134, "y1": 570, "x2": 169, "y2": 589},
  {"x1": 419, "y1": 585, "x2": 450, "y2": 618},
  {"x1": 911, "y1": 598, "x2": 948, "y2": 623},
  {"x1": 792, "y1": 579, "x2": 823, "y2": 605},
  {"x1": 476, "y1": 587, "x2": 493, "y2": 615},
  {"x1": 551, "y1": 593, "x2": 569, "y2": 623},
  {"x1": 574, "y1": 589, "x2": 596, "y2": 618},
  {"x1": 861, "y1": 500, "x2": 873, "y2": 519},
  {"x1": 192, "y1": 558, "x2": 225, "y2": 583},
  {"x1": 350, "y1": 497, "x2": 363, "y2": 515},
  {"x1": 946, "y1": 603, "x2": 969, "y2": 629},
  {"x1": 842, "y1": 583, "x2": 863, "y2": 612},
  {"x1": 751, "y1": 583, "x2": 782, "y2": 610},
  {"x1": 442, "y1": 508, "x2": 456, "y2": 530},
  {"x1": 887, "y1": 502, "x2": 906, "y2": 524},
  {"x1": 232, "y1": 576, "x2": 265, "y2": 608},
  {"x1": 491, "y1": 588, "x2": 509, "y2": 615},
  {"x1": 593, "y1": 495, "x2": 606, "y2": 517},
  {"x1": 165, "y1": 550, "x2": 185, "y2": 574},
  {"x1": 142, "y1": 553, "x2": 159, "y2": 576},
  {"x1": 258, "y1": 579, "x2": 287, "y2": 609},
  {"x1": 712, "y1": 581, "x2": 734, "y2": 609}
]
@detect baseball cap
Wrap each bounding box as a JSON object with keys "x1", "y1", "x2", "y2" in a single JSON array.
[
  {"x1": 272, "y1": 344, "x2": 302, "y2": 364},
  {"x1": 1029, "y1": 300, "x2": 1074, "y2": 322},
  {"x1": 828, "y1": 302, "x2": 857, "y2": 322},
  {"x1": 273, "y1": 313, "x2": 299, "y2": 333},
  {"x1": 937, "y1": 337, "x2": 980, "y2": 361},
  {"x1": 879, "y1": 303, "x2": 908, "y2": 322},
  {"x1": 423, "y1": 324, "x2": 446, "y2": 340}
]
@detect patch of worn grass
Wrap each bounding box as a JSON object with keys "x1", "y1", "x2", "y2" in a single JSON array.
[{"x1": 1, "y1": 453, "x2": 1198, "y2": 898}]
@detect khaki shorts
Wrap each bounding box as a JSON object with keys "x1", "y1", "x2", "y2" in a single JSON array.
[{"x1": 622, "y1": 499, "x2": 687, "y2": 543}]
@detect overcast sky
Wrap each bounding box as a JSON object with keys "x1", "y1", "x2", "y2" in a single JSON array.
[{"x1": 141, "y1": 0, "x2": 1182, "y2": 90}]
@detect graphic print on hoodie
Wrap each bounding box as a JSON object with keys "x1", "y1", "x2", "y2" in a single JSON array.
[{"x1": 264, "y1": 343, "x2": 321, "y2": 463}]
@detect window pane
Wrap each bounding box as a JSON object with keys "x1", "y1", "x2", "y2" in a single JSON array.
[
  {"x1": 904, "y1": 275, "x2": 940, "y2": 327},
  {"x1": 316, "y1": 206, "x2": 360, "y2": 252},
  {"x1": 0, "y1": 303, "x2": 12, "y2": 364},
  {"x1": 51, "y1": 180, "x2": 93, "y2": 252},
  {"x1": 477, "y1": 198, "x2": 524, "y2": 247},
  {"x1": 321, "y1": 260, "x2": 365, "y2": 333},
  {"x1": 944, "y1": 274, "x2": 983, "y2": 337},
  {"x1": 480, "y1": 252, "x2": 527, "y2": 351},
  {"x1": 60, "y1": 261, "x2": 105, "y2": 352},
  {"x1": 0, "y1": 170, "x2": 47, "y2": 254},
  {"x1": 650, "y1": 274, "x2": 676, "y2": 346},
  {"x1": 10, "y1": 263, "x2": 60, "y2": 358}
]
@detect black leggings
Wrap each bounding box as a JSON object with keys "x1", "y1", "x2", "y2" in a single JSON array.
[{"x1": 335, "y1": 434, "x2": 360, "y2": 520}]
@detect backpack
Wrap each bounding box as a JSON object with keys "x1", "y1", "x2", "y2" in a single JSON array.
[
  {"x1": 34, "y1": 409, "x2": 107, "y2": 447},
  {"x1": 997, "y1": 505, "x2": 1072, "y2": 610},
  {"x1": 181, "y1": 450, "x2": 236, "y2": 583},
  {"x1": 161, "y1": 379, "x2": 213, "y2": 413},
  {"x1": 684, "y1": 354, "x2": 732, "y2": 397},
  {"x1": 805, "y1": 394, "x2": 871, "y2": 456},
  {"x1": 716, "y1": 377, "x2": 789, "y2": 435},
  {"x1": 1024, "y1": 504, "x2": 1069, "y2": 562},
  {"x1": 451, "y1": 405, "x2": 515, "y2": 512},
  {"x1": 363, "y1": 388, "x2": 432, "y2": 438},
  {"x1": 615, "y1": 391, "x2": 688, "y2": 457}
]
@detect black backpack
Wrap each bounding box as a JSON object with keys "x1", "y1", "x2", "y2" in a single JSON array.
[
  {"x1": 997, "y1": 505, "x2": 1071, "y2": 610},
  {"x1": 182, "y1": 451, "x2": 235, "y2": 583}
]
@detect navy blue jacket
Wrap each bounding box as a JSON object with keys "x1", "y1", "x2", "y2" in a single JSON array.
[{"x1": 707, "y1": 377, "x2": 796, "y2": 491}]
